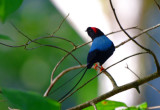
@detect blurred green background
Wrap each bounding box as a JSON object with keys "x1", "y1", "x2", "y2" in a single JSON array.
[
  {"x1": 0, "y1": 0, "x2": 160, "y2": 110},
  {"x1": 0, "y1": 0, "x2": 98, "y2": 109}
]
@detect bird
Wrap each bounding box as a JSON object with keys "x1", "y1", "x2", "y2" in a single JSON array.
[
  {"x1": 58, "y1": 27, "x2": 115, "y2": 102},
  {"x1": 86, "y1": 27, "x2": 115, "y2": 70}
]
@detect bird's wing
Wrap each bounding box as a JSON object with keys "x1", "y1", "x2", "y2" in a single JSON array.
[{"x1": 87, "y1": 49, "x2": 99, "y2": 68}]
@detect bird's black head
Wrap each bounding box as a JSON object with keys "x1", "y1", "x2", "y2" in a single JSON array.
[{"x1": 86, "y1": 27, "x2": 104, "y2": 40}]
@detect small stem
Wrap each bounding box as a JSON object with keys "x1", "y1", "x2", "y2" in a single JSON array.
[
  {"x1": 102, "y1": 71, "x2": 118, "y2": 88},
  {"x1": 43, "y1": 65, "x2": 86, "y2": 97}
]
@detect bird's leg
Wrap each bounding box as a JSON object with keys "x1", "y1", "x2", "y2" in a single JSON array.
[
  {"x1": 100, "y1": 66, "x2": 104, "y2": 72},
  {"x1": 94, "y1": 63, "x2": 98, "y2": 70}
]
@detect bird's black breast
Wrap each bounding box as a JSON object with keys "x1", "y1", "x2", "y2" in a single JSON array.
[{"x1": 87, "y1": 45, "x2": 115, "y2": 69}]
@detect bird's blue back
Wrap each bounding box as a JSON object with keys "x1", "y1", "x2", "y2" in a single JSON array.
[
  {"x1": 87, "y1": 35, "x2": 115, "y2": 68},
  {"x1": 89, "y1": 35, "x2": 113, "y2": 53}
]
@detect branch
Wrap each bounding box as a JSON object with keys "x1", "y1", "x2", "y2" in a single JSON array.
[
  {"x1": 126, "y1": 64, "x2": 160, "y2": 93},
  {"x1": 90, "y1": 102, "x2": 97, "y2": 110},
  {"x1": 109, "y1": 0, "x2": 160, "y2": 72},
  {"x1": 27, "y1": 35, "x2": 76, "y2": 47},
  {"x1": 148, "y1": 106, "x2": 160, "y2": 110},
  {"x1": 68, "y1": 71, "x2": 160, "y2": 110},
  {"x1": 50, "y1": 51, "x2": 74, "y2": 82},
  {"x1": 153, "y1": 0, "x2": 160, "y2": 10},
  {"x1": 52, "y1": 14, "x2": 70, "y2": 35},
  {"x1": 135, "y1": 27, "x2": 160, "y2": 47},
  {"x1": 43, "y1": 64, "x2": 86, "y2": 97},
  {"x1": 101, "y1": 70, "x2": 118, "y2": 88},
  {"x1": 0, "y1": 42, "x2": 25, "y2": 48},
  {"x1": 60, "y1": 52, "x2": 149, "y2": 103}
]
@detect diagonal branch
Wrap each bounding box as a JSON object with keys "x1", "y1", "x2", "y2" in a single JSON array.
[
  {"x1": 68, "y1": 71, "x2": 160, "y2": 110},
  {"x1": 153, "y1": 0, "x2": 160, "y2": 10},
  {"x1": 43, "y1": 64, "x2": 86, "y2": 97},
  {"x1": 59, "y1": 52, "x2": 149, "y2": 103}
]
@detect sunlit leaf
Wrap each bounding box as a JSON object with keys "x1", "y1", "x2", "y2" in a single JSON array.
[
  {"x1": 2, "y1": 88, "x2": 60, "y2": 110},
  {"x1": 121, "y1": 102, "x2": 147, "y2": 110},
  {"x1": 84, "y1": 100, "x2": 127, "y2": 110},
  {"x1": 137, "y1": 102, "x2": 147, "y2": 108},
  {"x1": 0, "y1": 0, "x2": 23, "y2": 22}
]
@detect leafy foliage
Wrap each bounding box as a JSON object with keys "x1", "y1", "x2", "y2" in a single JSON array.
[
  {"x1": 2, "y1": 88, "x2": 60, "y2": 110},
  {"x1": 124, "y1": 102, "x2": 147, "y2": 110},
  {"x1": 84, "y1": 100, "x2": 127, "y2": 110},
  {"x1": 0, "y1": 0, "x2": 23, "y2": 22},
  {"x1": 84, "y1": 100, "x2": 147, "y2": 110}
]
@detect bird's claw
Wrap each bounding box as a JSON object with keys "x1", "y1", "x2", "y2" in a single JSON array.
[
  {"x1": 100, "y1": 66, "x2": 104, "y2": 72},
  {"x1": 94, "y1": 64, "x2": 98, "y2": 70}
]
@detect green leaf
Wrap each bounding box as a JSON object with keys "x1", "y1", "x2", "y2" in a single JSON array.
[
  {"x1": 137, "y1": 102, "x2": 147, "y2": 109},
  {"x1": 84, "y1": 100, "x2": 127, "y2": 110},
  {"x1": 2, "y1": 88, "x2": 60, "y2": 110},
  {"x1": 0, "y1": 34, "x2": 11, "y2": 40},
  {"x1": 0, "y1": 0, "x2": 23, "y2": 22},
  {"x1": 122, "y1": 102, "x2": 147, "y2": 110}
]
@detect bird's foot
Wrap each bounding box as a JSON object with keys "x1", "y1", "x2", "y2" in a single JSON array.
[
  {"x1": 94, "y1": 64, "x2": 98, "y2": 70},
  {"x1": 100, "y1": 66, "x2": 104, "y2": 72}
]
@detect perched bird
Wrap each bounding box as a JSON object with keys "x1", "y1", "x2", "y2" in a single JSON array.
[
  {"x1": 86, "y1": 27, "x2": 115, "y2": 70},
  {"x1": 58, "y1": 27, "x2": 115, "y2": 102}
]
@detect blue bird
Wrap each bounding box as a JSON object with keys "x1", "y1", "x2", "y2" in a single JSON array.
[
  {"x1": 58, "y1": 27, "x2": 115, "y2": 102},
  {"x1": 86, "y1": 27, "x2": 115, "y2": 70}
]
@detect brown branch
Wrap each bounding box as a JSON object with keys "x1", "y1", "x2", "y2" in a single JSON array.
[
  {"x1": 10, "y1": 22, "x2": 33, "y2": 41},
  {"x1": 106, "y1": 26, "x2": 138, "y2": 36},
  {"x1": 153, "y1": 0, "x2": 160, "y2": 10},
  {"x1": 50, "y1": 51, "x2": 73, "y2": 82},
  {"x1": 135, "y1": 27, "x2": 160, "y2": 47},
  {"x1": 27, "y1": 35, "x2": 76, "y2": 47},
  {"x1": 59, "y1": 52, "x2": 148, "y2": 103},
  {"x1": 106, "y1": 52, "x2": 148, "y2": 70},
  {"x1": 148, "y1": 105, "x2": 160, "y2": 109},
  {"x1": 115, "y1": 24, "x2": 160, "y2": 48},
  {"x1": 68, "y1": 71, "x2": 160, "y2": 110},
  {"x1": 100, "y1": 70, "x2": 118, "y2": 88},
  {"x1": 0, "y1": 42, "x2": 25, "y2": 48},
  {"x1": 10, "y1": 22, "x2": 81, "y2": 66},
  {"x1": 43, "y1": 65, "x2": 86, "y2": 97},
  {"x1": 52, "y1": 14, "x2": 70, "y2": 35}
]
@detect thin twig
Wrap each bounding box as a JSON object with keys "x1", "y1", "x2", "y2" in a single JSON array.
[
  {"x1": 27, "y1": 35, "x2": 76, "y2": 47},
  {"x1": 115, "y1": 24, "x2": 160, "y2": 48},
  {"x1": 60, "y1": 52, "x2": 148, "y2": 103},
  {"x1": 106, "y1": 52, "x2": 149, "y2": 70},
  {"x1": 10, "y1": 22, "x2": 32, "y2": 41},
  {"x1": 52, "y1": 14, "x2": 70, "y2": 35},
  {"x1": 51, "y1": 52, "x2": 72, "y2": 81},
  {"x1": 106, "y1": 26, "x2": 138, "y2": 36},
  {"x1": 90, "y1": 102, "x2": 97, "y2": 110},
  {"x1": 126, "y1": 64, "x2": 160, "y2": 93},
  {"x1": 0, "y1": 42, "x2": 25, "y2": 48},
  {"x1": 43, "y1": 65, "x2": 86, "y2": 97},
  {"x1": 109, "y1": 0, "x2": 160, "y2": 72},
  {"x1": 11, "y1": 22, "x2": 81, "y2": 65},
  {"x1": 135, "y1": 27, "x2": 160, "y2": 47}
]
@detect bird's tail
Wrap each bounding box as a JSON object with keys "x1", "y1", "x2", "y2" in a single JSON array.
[{"x1": 58, "y1": 67, "x2": 88, "y2": 102}]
